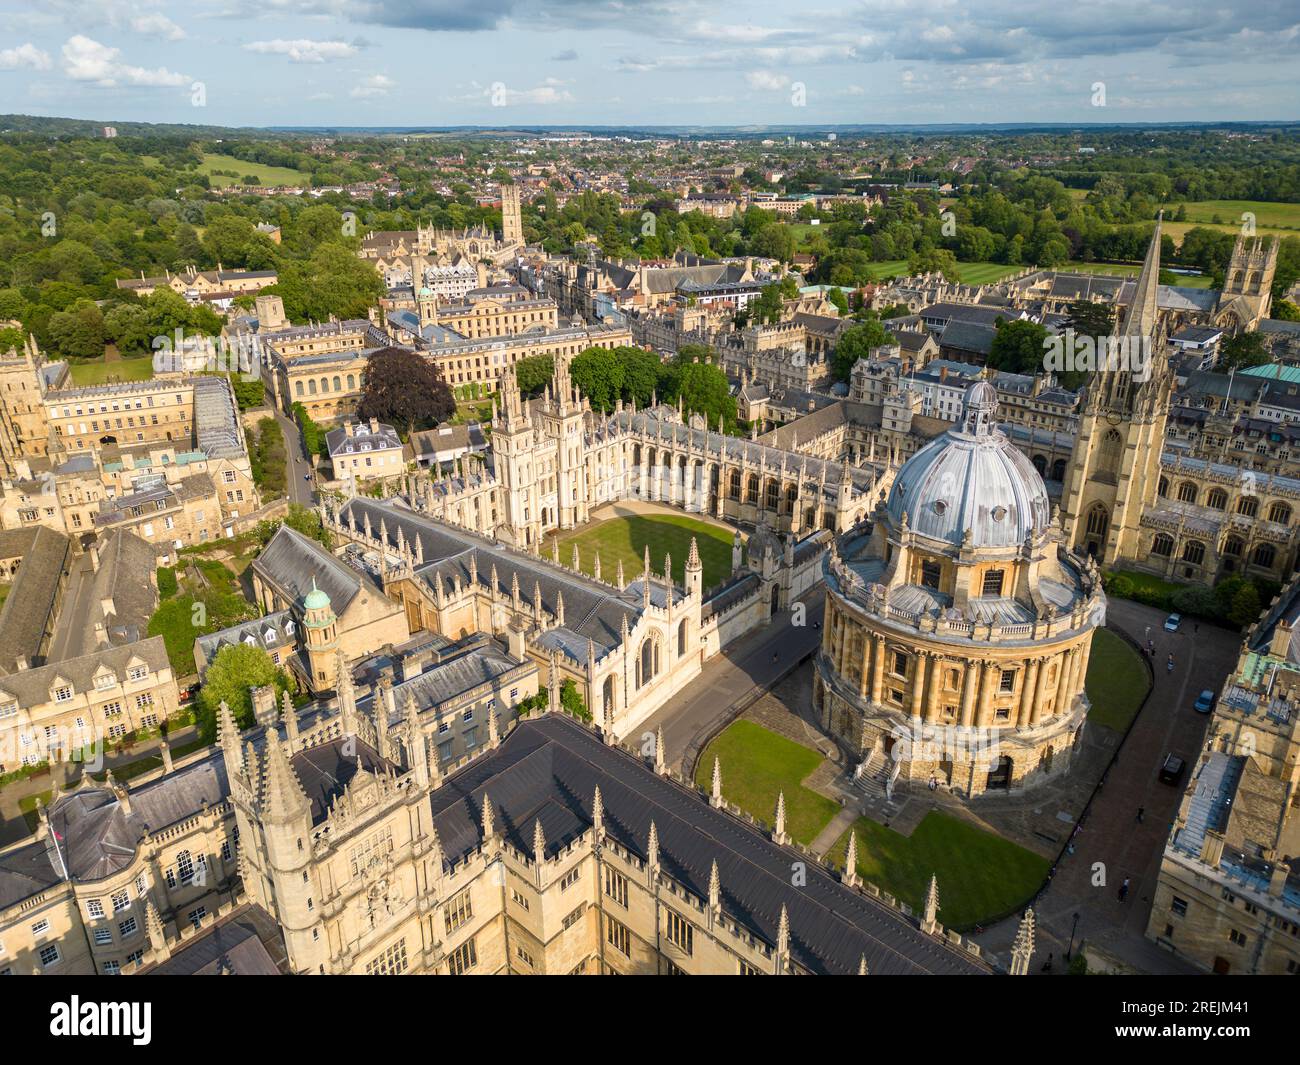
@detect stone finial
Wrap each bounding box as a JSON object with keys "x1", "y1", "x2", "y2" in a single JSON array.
[
  {"x1": 647, "y1": 820, "x2": 660, "y2": 870},
  {"x1": 571, "y1": 544, "x2": 580, "y2": 571},
  {"x1": 593, "y1": 551, "x2": 602, "y2": 582},
  {"x1": 592, "y1": 785, "x2": 605, "y2": 841},
  {"x1": 857, "y1": 955, "x2": 869, "y2": 975},
  {"x1": 687, "y1": 536, "x2": 701, "y2": 570},
  {"x1": 643, "y1": 543, "x2": 651, "y2": 577},
  {"x1": 654, "y1": 726, "x2": 667, "y2": 776},
  {"x1": 921, "y1": 874, "x2": 940, "y2": 934},
  {"x1": 708, "y1": 859, "x2": 721, "y2": 914},
  {"x1": 1009, "y1": 908, "x2": 1035, "y2": 975},
  {"x1": 844, "y1": 831, "x2": 861, "y2": 888},
  {"x1": 710, "y1": 756, "x2": 723, "y2": 808},
  {"x1": 481, "y1": 794, "x2": 496, "y2": 840},
  {"x1": 555, "y1": 588, "x2": 566, "y2": 628},
  {"x1": 532, "y1": 818, "x2": 546, "y2": 865},
  {"x1": 773, "y1": 790, "x2": 788, "y2": 845},
  {"x1": 776, "y1": 903, "x2": 790, "y2": 962}
]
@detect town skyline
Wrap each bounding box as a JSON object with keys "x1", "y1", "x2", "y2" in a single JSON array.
[{"x1": 2, "y1": 0, "x2": 1299, "y2": 127}]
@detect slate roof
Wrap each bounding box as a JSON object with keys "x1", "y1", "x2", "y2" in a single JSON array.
[
  {"x1": 0, "y1": 525, "x2": 70, "y2": 673},
  {"x1": 358, "y1": 639, "x2": 526, "y2": 729},
  {"x1": 428, "y1": 713, "x2": 990, "y2": 975},
  {"x1": 194, "y1": 609, "x2": 296, "y2": 671},
  {"x1": 146, "y1": 903, "x2": 287, "y2": 975},
  {"x1": 252, "y1": 525, "x2": 362, "y2": 615},
  {"x1": 0, "y1": 636, "x2": 171, "y2": 712},
  {"x1": 338, "y1": 498, "x2": 657, "y2": 657},
  {"x1": 74, "y1": 529, "x2": 159, "y2": 657},
  {"x1": 292, "y1": 735, "x2": 390, "y2": 825}
]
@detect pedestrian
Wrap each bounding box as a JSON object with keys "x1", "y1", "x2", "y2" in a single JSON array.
[
  {"x1": 1136, "y1": 806, "x2": 1145, "y2": 823},
  {"x1": 1118, "y1": 877, "x2": 1130, "y2": 903},
  {"x1": 1041, "y1": 953, "x2": 1054, "y2": 973}
]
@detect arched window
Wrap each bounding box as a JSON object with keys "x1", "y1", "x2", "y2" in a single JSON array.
[
  {"x1": 1237, "y1": 497, "x2": 1258, "y2": 518},
  {"x1": 678, "y1": 619, "x2": 687, "y2": 656},
  {"x1": 347, "y1": 374, "x2": 356, "y2": 390},
  {"x1": 785, "y1": 484, "x2": 798, "y2": 512},
  {"x1": 1181, "y1": 541, "x2": 1205, "y2": 565},
  {"x1": 1252, "y1": 543, "x2": 1276, "y2": 568},
  {"x1": 295, "y1": 380, "x2": 304, "y2": 398},
  {"x1": 728, "y1": 469, "x2": 740, "y2": 499},
  {"x1": 1176, "y1": 481, "x2": 1197, "y2": 504},
  {"x1": 745, "y1": 474, "x2": 758, "y2": 504},
  {"x1": 765, "y1": 479, "x2": 779, "y2": 510},
  {"x1": 1158, "y1": 477, "x2": 1169, "y2": 498},
  {"x1": 637, "y1": 634, "x2": 661, "y2": 689},
  {"x1": 1268, "y1": 501, "x2": 1292, "y2": 525},
  {"x1": 1051, "y1": 459, "x2": 1067, "y2": 482},
  {"x1": 332, "y1": 375, "x2": 342, "y2": 392},
  {"x1": 1032, "y1": 455, "x2": 1047, "y2": 476},
  {"x1": 308, "y1": 379, "x2": 318, "y2": 396},
  {"x1": 1222, "y1": 536, "x2": 1243, "y2": 558},
  {"x1": 176, "y1": 850, "x2": 194, "y2": 885},
  {"x1": 1206, "y1": 488, "x2": 1228, "y2": 510},
  {"x1": 1086, "y1": 504, "x2": 1109, "y2": 539},
  {"x1": 1152, "y1": 534, "x2": 1174, "y2": 557},
  {"x1": 1097, "y1": 429, "x2": 1123, "y2": 477}
]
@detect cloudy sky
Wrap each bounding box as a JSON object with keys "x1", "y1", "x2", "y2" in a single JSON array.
[{"x1": 1, "y1": 0, "x2": 1297, "y2": 127}]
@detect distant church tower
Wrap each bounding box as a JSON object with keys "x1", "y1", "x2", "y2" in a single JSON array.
[
  {"x1": 501, "y1": 183, "x2": 523, "y2": 246},
  {"x1": 1216, "y1": 234, "x2": 1278, "y2": 331},
  {"x1": 1060, "y1": 217, "x2": 1173, "y2": 565}
]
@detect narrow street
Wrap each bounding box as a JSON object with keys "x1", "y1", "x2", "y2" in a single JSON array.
[{"x1": 270, "y1": 402, "x2": 317, "y2": 507}]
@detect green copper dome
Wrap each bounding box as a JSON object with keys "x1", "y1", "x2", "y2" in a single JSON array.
[{"x1": 304, "y1": 578, "x2": 331, "y2": 612}]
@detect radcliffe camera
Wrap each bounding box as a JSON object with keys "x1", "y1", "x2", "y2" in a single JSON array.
[{"x1": 0, "y1": 0, "x2": 1296, "y2": 1021}]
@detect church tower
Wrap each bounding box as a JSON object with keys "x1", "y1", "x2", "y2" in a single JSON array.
[
  {"x1": 538, "y1": 352, "x2": 590, "y2": 529},
  {"x1": 301, "y1": 580, "x2": 339, "y2": 690},
  {"x1": 1216, "y1": 234, "x2": 1278, "y2": 331},
  {"x1": 501, "y1": 183, "x2": 523, "y2": 246},
  {"x1": 491, "y1": 365, "x2": 542, "y2": 548},
  {"x1": 1059, "y1": 218, "x2": 1173, "y2": 564}
]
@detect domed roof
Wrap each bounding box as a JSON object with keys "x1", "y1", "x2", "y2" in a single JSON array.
[
  {"x1": 304, "y1": 578, "x2": 332, "y2": 612},
  {"x1": 885, "y1": 382, "x2": 1050, "y2": 549}
]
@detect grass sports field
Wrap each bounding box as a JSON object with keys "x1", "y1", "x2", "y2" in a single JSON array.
[
  {"x1": 546, "y1": 511, "x2": 742, "y2": 592},
  {"x1": 67, "y1": 355, "x2": 155, "y2": 387},
  {"x1": 198, "y1": 153, "x2": 310, "y2": 188}
]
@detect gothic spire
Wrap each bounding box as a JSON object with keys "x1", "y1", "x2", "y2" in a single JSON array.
[
  {"x1": 1010, "y1": 908, "x2": 1036, "y2": 975},
  {"x1": 1121, "y1": 213, "x2": 1163, "y2": 339}
]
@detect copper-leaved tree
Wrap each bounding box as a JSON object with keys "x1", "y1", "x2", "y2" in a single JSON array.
[{"x1": 356, "y1": 346, "x2": 455, "y2": 435}]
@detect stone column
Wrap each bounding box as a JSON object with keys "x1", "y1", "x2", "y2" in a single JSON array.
[
  {"x1": 910, "y1": 651, "x2": 927, "y2": 720},
  {"x1": 1030, "y1": 654, "x2": 1052, "y2": 725},
  {"x1": 975, "y1": 658, "x2": 997, "y2": 728},
  {"x1": 1017, "y1": 658, "x2": 1039, "y2": 728},
  {"x1": 870, "y1": 634, "x2": 886, "y2": 705},
  {"x1": 960, "y1": 660, "x2": 980, "y2": 728},
  {"x1": 924, "y1": 654, "x2": 943, "y2": 724}
]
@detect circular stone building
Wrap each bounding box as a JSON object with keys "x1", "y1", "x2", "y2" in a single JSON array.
[{"x1": 815, "y1": 382, "x2": 1107, "y2": 798}]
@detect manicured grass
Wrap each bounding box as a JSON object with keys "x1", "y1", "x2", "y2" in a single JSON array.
[
  {"x1": 1109, "y1": 568, "x2": 1181, "y2": 601},
  {"x1": 953, "y1": 261, "x2": 1022, "y2": 285},
  {"x1": 198, "y1": 153, "x2": 310, "y2": 188},
  {"x1": 1177, "y1": 199, "x2": 1300, "y2": 231},
  {"x1": 67, "y1": 356, "x2": 154, "y2": 387},
  {"x1": 1063, "y1": 260, "x2": 1213, "y2": 287},
  {"x1": 548, "y1": 512, "x2": 742, "y2": 592},
  {"x1": 829, "y1": 811, "x2": 1050, "y2": 930},
  {"x1": 1163, "y1": 219, "x2": 1295, "y2": 247},
  {"x1": 694, "y1": 720, "x2": 839, "y2": 846},
  {"x1": 1085, "y1": 627, "x2": 1150, "y2": 733}
]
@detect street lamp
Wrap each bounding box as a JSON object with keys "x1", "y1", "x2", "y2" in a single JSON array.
[{"x1": 1065, "y1": 911, "x2": 1080, "y2": 961}]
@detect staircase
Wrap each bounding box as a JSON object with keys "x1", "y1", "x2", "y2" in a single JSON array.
[{"x1": 853, "y1": 749, "x2": 894, "y2": 803}]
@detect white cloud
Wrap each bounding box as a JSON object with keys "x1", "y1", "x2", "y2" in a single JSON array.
[
  {"x1": 245, "y1": 39, "x2": 361, "y2": 63},
  {"x1": 130, "y1": 14, "x2": 186, "y2": 40},
  {"x1": 745, "y1": 70, "x2": 790, "y2": 91},
  {"x1": 0, "y1": 43, "x2": 53, "y2": 71},
  {"x1": 350, "y1": 74, "x2": 395, "y2": 98},
  {"x1": 62, "y1": 35, "x2": 189, "y2": 87}
]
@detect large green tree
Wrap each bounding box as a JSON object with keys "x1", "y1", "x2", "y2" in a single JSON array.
[
  {"x1": 831, "y1": 318, "x2": 897, "y2": 381},
  {"x1": 198, "y1": 643, "x2": 291, "y2": 738},
  {"x1": 988, "y1": 319, "x2": 1051, "y2": 376},
  {"x1": 356, "y1": 347, "x2": 455, "y2": 433}
]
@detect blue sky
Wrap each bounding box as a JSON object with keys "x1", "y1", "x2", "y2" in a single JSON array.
[{"x1": 1, "y1": 0, "x2": 1297, "y2": 127}]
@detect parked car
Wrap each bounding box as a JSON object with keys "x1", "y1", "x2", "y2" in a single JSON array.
[
  {"x1": 1193, "y1": 690, "x2": 1216, "y2": 713},
  {"x1": 1163, "y1": 613, "x2": 1182, "y2": 632},
  {"x1": 1158, "y1": 753, "x2": 1186, "y2": 785}
]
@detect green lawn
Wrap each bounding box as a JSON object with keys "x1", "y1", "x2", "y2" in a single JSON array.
[
  {"x1": 198, "y1": 153, "x2": 310, "y2": 188},
  {"x1": 67, "y1": 356, "x2": 155, "y2": 387},
  {"x1": 954, "y1": 261, "x2": 1022, "y2": 285},
  {"x1": 1063, "y1": 260, "x2": 1213, "y2": 287},
  {"x1": 829, "y1": 811, "x2": 1050, "y2": 930},
  {"x1": 1177, "y1": 199, "x2": 1300, "y2": 232},
  {"x1": 548, "y1": 512, "x2": 742, "y2": 592},
  {"x1": 19, "y1": 789, "x2": 52, "y2": 833},
  {"x1": 694, "y1": 720, "x2": 839, "y2": 846},
  {"x1": 1085, "y1": 627, "x2": 1150, "y2": 733}
]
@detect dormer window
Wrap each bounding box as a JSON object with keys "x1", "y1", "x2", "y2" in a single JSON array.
[
  {"x1": 127, "y1": 665, "x2": 148, "y2": 682},
  {"x1": 52, "y1": 685, "x2": 73, "y2": 703},
  {"x1": 94, "y1": 674, "x2": 116, "y2": 691},
  {"x1": 982, "y1": 570, "x2": 1005, "y2": 596}
]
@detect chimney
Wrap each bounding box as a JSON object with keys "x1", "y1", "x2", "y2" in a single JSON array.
[
  {"x1": 506, "y1": 620, "x2": 527, "y2": 661},
  {"x1": 160, "y1": 740, "x2": 174, "y2": 775},
  {"x1": 369, "y1": 418, "x2": 379, "y2": 434},
  {"x1": 344, "y1": 421, "x2": 354, "y2": 438},
  {"x1": 250, "y1": 684, "x2": 278, "y2": 727},
  {"x1": 89, "y1": 543, "x2": 101, "y2": 573}
]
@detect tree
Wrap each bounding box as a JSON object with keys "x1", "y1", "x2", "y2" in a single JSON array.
[
  {"x1": 908, "y1": 247, "x2": 961, "y2": 282},
  {"x1": 1063, "y1": 299, "x2": 1114, "y2": 341},
  {"x1": 1218, "y1": 331, "x2": 1269, "y2": 372},
  {"x1": 560, "y1": 679, "x2": 591, "y2": 721},
  {"x1": 669, "y1": 359, "x2": 737, "y2": 431},
  {"x1": 198, "y1": 643, "x2": 291, "y2": 739},
  {"x1": 47, "y1": 301, "x2": 105, "y2": 359},
  {"x1": 1228, "y1": 583, "x2": 1261, "y2": 629},
  {"x1": 256, "y1": 503, "x2": 332, "y2": 549},
  {"x1": 357, "y1": 347, "x2": 454, "y2": 434},
  {"x1": 831, "y1": 318, "x2": 896, "y2": 382},
  {"x1": 619, "y1": 346, "x2": 666, "y2": 408},
  {"x1": 514, "y1": 354, "x2": 554, "y2": 396},
  {"x1": 988, "y1": 319, "x2": 1051, "y2": 376},
  {"x1": 1273, "y1": 299, "x2": 1300, "y2": 322},
  {"x1": 570, "y1": 346, "x2": 626, "y2": 412}
]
